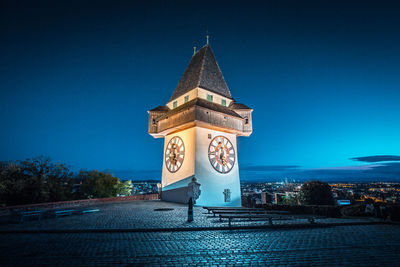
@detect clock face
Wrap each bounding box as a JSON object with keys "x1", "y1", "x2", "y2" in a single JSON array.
[
  {"x1": 165, "y1": 136, "x2": 185, "y2": 173},
  {"x1": 208, "y1": 136, "x2": 235, "y2": 174}
]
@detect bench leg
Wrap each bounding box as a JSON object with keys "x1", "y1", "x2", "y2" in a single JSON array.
[
  {"x1": 219, "y1": 215, "x2": 222, "y2": 222},
  {"x1": 228, "y1": 218, "x2": 231, "y2": 228},
  {"x1": 309, "y1": 217, "x2": 315, "y2": 224},
  {"x1": 269, "y1": 218, "x2": 273, "y2": 226}
]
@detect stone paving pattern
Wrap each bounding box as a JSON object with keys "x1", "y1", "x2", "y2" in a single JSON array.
[
  {"x1": 0, "y1": 200, "x2": 380, "y2": 231},
  {"x1": 1, "y1": 225, "x2": 400, "y2": 266},
  {"x1": 0, "y1": 200, "x2": 398, "y2": 266}
]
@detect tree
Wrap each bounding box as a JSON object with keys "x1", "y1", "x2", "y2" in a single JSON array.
[
  {"x1": 19, "y1": 156, "x2": 74, "y2": 203},
  {"x1": 0, "y1": 157, "x2": 74, "y2": 205},
  {"x1": 1, "y1": 157, "x2": 131, "y2": 206},
  {"x1": 0, "y1": 162, "x2": 27, "y2": 205},
  {"x1": 282, "y1": 194, "x2": 299, "y2": 205},
  {"x1": 298, "y1": 180, "x2": 334, "y2": 205},
  {"x1": 118, "y1": 180, "x2": 132, "y2": 196},
  {"x1": 78, "y1": 170, "x2": 122, "y2": 198}
]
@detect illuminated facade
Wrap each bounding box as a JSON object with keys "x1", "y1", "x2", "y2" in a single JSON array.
[{"x1": 148, "y1": 44, "x2": 253, "y2": 206}]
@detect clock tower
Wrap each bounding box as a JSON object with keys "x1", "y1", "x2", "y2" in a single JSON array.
[{"x1": 148, "y1": 44, "x2": 253, "y2": 207}]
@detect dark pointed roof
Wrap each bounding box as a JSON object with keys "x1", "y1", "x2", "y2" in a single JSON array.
[{"x1": 169, "y1": 45, "x2": 233, "y2": 102}]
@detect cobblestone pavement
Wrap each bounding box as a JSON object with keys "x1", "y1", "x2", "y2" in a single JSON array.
[
  {"x1": 0, "y1": 200, "x2": 380, "y2": 231},
  {"x1": 0, "y1": 225, "x2": 400, "y2": 266}
]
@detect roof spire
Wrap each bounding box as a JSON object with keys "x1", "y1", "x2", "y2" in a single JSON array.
[
  {"x1": 193, "y1": 45, "x2": 197, "y2": 56},
  {"x1": 206, "y1": 33, "x2": 209, "y2": 45},
  {"x1": 169, "y1": 45, "x2": 233, "y2": 102}
]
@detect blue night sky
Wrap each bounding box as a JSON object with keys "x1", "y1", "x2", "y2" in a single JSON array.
[{"x1": 1, "y1": 0, "x2": 400, "y2": 181}]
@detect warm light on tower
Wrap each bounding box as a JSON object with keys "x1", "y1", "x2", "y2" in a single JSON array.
[{"x1": 148, "y1": 43, "x2": 253, "y2": 206}]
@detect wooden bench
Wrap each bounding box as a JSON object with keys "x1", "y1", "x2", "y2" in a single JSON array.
[
  {"x1": 203, "y1": 207, "x2": 266, "y2": 214},
  {"x1": 12, "y1": 210, "x2": 45, "y2": 223},
  {"x1": 203, "y1": 207, "x2": 262, "y2": 210},
  {"x1": 210, "y1": 210, "x2": 270, "y2": 217},
  {"x1": 54, "y1": 209, "x2": 75, "y2": 218},
  {"x1": 73, "y1": 209, "x2": 100, "y2": 215},
  {"x1": 213, "y1": 210, "x2": 290, "y2": 219},
  {"x1": 219, "y1": 214, "x2": 316, "y2": 228}
]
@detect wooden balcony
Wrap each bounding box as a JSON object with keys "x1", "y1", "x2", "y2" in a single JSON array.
[{"x1": 148, "y1": 99, "x2": 252, "y2": 138}]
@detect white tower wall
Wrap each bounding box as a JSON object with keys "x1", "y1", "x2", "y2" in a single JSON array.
[
  {"x1": 194, "y1": 127, "x2": 241, "y2": 207},
  {"x1": 161, "y1": 126, "x2": 241, "y2": 207},
  {"x1": 161, "y1": 127, "x2": 196, "y2": 188}
]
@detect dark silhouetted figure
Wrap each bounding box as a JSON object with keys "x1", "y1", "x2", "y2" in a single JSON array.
[
  {"x1": 188, "y1": 197, "x2": 193, "y2": 222},
  {"x1": 374, "y1": 204, "x2": 381, "y2": 219},
  {"x1": 381, "y1": 205, "x2": 388, "y2": 221}
]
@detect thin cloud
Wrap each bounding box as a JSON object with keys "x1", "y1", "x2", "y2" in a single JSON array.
[
  {"x1": 291, "y1": 162, "x2": 400, "y2": 181},
  {"x1": 241, "y1": 165, "x2": 301, "y2": 171},
  {"x1": 240, "y1": 162, "x2": 400, "y2": 182},
  {"x1": 350, "y1": 155, "x2": 400, "y2": 163},
  {"x1": 364, "y1": 162, "x2": 400, "y2": 174}
]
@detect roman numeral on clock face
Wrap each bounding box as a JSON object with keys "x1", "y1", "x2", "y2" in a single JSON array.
[
  {"x1": 165, "y1": 136, "x2": 185, "y2": 173},
  {"x1": 208, "y1": 135, "x2": 235, "y2": 174}
]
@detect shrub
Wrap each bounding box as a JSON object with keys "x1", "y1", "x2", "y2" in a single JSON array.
[{"x1": 298, "y1": 180, "x2": 335, "y2": 205}]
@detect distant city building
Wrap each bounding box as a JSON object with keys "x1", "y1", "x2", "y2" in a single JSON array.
[
  {"x1": 261, "y1": 192, "x2": 273, "y2": 204},
  {"x1": 337, "y1": 200, "x2": 351, "y2": 206},
  {"x1": 240, "y1": 181, "x2": 400, "y2": 206},
  {"x1": 274, "y1": 193, "x2": 285, "y2": 204},
  {"x1": 131, "y1": 181, "x2": 159, "y2": 195}
]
